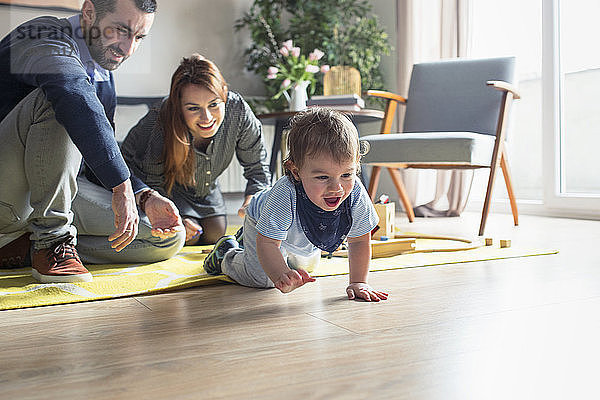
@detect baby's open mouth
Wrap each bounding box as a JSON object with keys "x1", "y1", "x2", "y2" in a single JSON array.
[{"x1": 324, "y1": 197, "x2": 341, "y2": 207}]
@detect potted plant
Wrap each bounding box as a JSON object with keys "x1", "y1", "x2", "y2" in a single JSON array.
[
  {"x1": 267, "y1": 40, "x2": 330, "y2": 110},
  {"x1": 235, "y1": 0, "x2": 391, "y2": 112}
]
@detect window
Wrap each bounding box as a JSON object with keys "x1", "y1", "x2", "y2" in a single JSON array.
[
  {"x1": 469, "y1": 0, "x2": 600, "y2": 218},
  {"x1": 469, "y1": 0, "x2": 543, "y2": 202},
  {"x1": 558, "y1": 0, "x2": 600, "y2": 195}
]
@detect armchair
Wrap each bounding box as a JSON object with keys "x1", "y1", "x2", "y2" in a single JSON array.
[{"x1": 361, "y1": 57, "x2": 520, "y2": 236}]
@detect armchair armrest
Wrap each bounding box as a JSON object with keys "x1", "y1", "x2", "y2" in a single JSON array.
[
  {"x1": 365, "y1": 90, "x2": 407, "y2": 134},
  {"x1": 365, "y1": 90, "x2": 407, "y2": 104},
  {"x1": 486, "y1": 80, "x2": 521, "y2": 99}
]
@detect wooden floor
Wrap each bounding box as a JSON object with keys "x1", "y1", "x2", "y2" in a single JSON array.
[{"x1": 2, "y1": 210, "x2": 599, "y2": 400}]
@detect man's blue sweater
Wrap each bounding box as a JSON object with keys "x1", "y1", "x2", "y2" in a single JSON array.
[{"x1": 0, "y1": 16, "x2": 130, "y2": 189}]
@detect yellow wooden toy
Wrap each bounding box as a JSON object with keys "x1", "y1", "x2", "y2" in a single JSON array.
[{"x1": 373, "y1": 202, "x2": 395, "y2": 240}]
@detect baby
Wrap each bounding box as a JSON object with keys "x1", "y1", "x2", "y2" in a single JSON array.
[{"x1": 204, "y1": 108, "x2": 388, "y2": 301}]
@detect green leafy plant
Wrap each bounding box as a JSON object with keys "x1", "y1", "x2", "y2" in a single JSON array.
[{"x1": 235, "y1": 0, "x2": 391, "y2": 112}]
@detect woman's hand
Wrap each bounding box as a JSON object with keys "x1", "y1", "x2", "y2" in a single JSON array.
[
  {"x1": 237, "y1": 194, "x2": 253, "y2": 218},
  {"x1": 183, "y1": 217, "x2": 203, "y2": 245},
  {"x1": 143, "y1": 191, "x2": 184, "y2": 239},
  {"x1": 346, "y1": 282, "x2": 388, "y2": 302}
]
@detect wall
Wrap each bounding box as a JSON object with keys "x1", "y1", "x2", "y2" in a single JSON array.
[
  {"x1": 115, "y1": 0, "x2": 264, "y2": 97},
  {"x1": 370, "y1": 0, "x2": 398, "y2": 94},
  {"x1": 358, "y1": 1, "x2": 399, "y2": 204},
  {"x1": 0, "y1": 5, "x2": 73, "y2": 33}
]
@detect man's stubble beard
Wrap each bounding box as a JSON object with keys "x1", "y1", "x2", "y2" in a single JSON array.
[{"x1": 85, "y1": 23, "x2": 128, "y2": 71}]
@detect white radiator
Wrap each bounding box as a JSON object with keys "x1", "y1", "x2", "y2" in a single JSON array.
[{"x1": 218, "y1": 124, "x2": 275, "y2": 193}]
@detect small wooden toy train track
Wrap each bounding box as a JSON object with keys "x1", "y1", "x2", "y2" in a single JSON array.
[{"x1": 323, "y1": 233, "x2": 512, "y2": 259}]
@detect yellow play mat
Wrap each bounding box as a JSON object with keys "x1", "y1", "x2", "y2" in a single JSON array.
[{"x1": 0, "y1": 232, "x2": 557, "y2": 310}]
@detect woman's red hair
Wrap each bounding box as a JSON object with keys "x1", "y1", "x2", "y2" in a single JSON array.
[{"x1": 160, "y1": 54, "x2": 228, "y2": 194}]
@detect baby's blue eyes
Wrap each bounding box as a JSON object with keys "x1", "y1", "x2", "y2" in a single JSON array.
[{"x1": 315, "y1": 173, "x2": 354, "y2": 180}]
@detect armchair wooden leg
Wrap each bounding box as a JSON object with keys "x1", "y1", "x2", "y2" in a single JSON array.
[
  {"x1": 368, "y1": 166, "x2": 382, "y2": 201},
  {"x1": 388, "y1": 168, "x2": 415, "y2": 223},
  {"x1": 500, "y1": 150, "x2": 518, "y2": 226},
  {"x1": 479, "y1": 162, "x2": 501, "y2": 236}
]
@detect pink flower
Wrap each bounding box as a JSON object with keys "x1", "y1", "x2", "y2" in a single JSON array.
[
  {"x1": 279, "y1": 47, "x2": 289, "y2": 57},
  {"x1": 291, "y1": 47, "x2": 301, "y2": 58},
  {"x1": 281, "y1": 78, "x2": 291, "y2": 88},
  {"x1": 268, "y1": 66, "x2": 279, "y2": 75},
  {"x1": 305, "y1": 64, "x2": 319, "y2": 74},
  {"x1": 282, "y1": 40, "x2": 293, "y2": 50},
  {"x1": 267, "y1": 74, "x2": 277, "y2": 80},
  {"x1": 320, "y1": 64, "x2": 330, "y2": 73},
  {"x1": 309, "y1": 49, "x2": 324, "y2": 61}
]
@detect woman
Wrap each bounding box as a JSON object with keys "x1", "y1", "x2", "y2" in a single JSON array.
[{"x1": 120, "y1": 54, "x2": 271, "y2": 246}]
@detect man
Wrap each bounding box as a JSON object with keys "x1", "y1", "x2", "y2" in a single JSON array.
[{"x1": 0, "y1": 0, "x2": 157, "y2": 283}]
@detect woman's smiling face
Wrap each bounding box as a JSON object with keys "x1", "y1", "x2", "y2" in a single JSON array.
[
  {"x1": 180, "y1": 84, "x2": 225, "y2": 140},
  {"x1": 290, "y1": 152, "x2": 357, "y2": 211}
]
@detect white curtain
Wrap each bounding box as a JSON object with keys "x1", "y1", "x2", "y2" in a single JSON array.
[{"x1": 395, "y1": 0, "x2": 474, "y2": 217}]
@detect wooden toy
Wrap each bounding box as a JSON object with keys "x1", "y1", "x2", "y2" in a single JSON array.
[
  {"x1": 371, "y1": 238, "x2": 416, "y2": 258},
  {"x1": 324, "y1": 231, "x2": 502, "y2": 258},
  {"x1": 395, "y1": 232, "x2": 483, "y2": 253},
  {"x1": 325, "y1": 238, "x2": 416, "y2": 259},
  {"x1": 373, "y1": 202, "x2": 395, "y2": 240},
  {"x1": 395, "y1": 232, "x2": 472, "y2": 243}
]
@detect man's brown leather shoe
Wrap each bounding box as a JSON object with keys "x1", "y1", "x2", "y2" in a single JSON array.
[
  {"x1": 0, "y1": 233, "x2": 31, "y2": 268},
  {"x1": 31, "y1": 237, "x2": 92, "y2": 283}
]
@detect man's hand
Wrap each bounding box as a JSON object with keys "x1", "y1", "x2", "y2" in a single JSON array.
[
  {"x1": 346, "y1": 282, "x2": 389, "y2": 302},
  {"x1": 109, "y1": 179, "x2": 139, "y2": 251},
  {"x1": 274, "y1": 269, "x2": 316, "y2": 293},
  {"x1": 142, "y1": 191, "x2": 184, "y2": 239}
]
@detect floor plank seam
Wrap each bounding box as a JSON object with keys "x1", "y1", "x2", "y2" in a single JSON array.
[
  {"x1": 305, "y1": 312, "x2": 360, "y2": 335},
  {"x1": 133, "y1": 297, "x2": 153, "y2": 311}
]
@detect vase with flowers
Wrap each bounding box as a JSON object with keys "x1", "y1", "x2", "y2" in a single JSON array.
[{"x1": 266, "y1": 40, "x2": 330, "y2": 111}]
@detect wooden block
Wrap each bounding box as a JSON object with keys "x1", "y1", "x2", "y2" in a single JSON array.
[
  {"x1": 499, "y1": 239, "x2": 511, "y2": 248},
  {"x1": 485, "y1": 238, "x2": 493, "y2": 246},
  {"x1": 325, "y1": 238, "x2": 415, "y2": 258},
  {"x1": 373, "y1": 202, "x2": 395, "y2": 240},
  {"x1": 370, "y1": 238, "x2": 415, "y2": 258}
]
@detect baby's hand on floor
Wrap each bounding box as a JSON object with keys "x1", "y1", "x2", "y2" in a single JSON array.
[
  {"x1": 346, "y1": 283, "x2": 389, "y2": 302},
  {"x1": 274, "y1": 269, "x2": 315, "y2": 293}
]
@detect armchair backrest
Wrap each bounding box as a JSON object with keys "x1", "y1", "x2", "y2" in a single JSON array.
[{"x1": 403, "y1": 57, "x2": 515, "y2": 137}]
